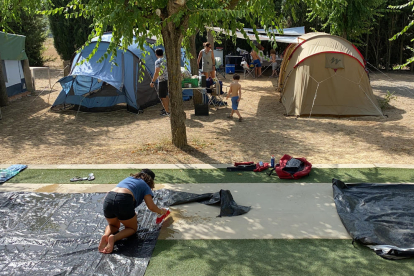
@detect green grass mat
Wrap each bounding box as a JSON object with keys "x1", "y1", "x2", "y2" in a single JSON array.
[
  {"x1": 4, "y1": 168, "x2": 414, "y2": 184},
  {"x1": 146, "y1": 240, "x2": 414, "y2": 276}
]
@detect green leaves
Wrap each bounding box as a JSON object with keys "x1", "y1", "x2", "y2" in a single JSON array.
[{"x1": 306, "y1": 0, "x2": 387, "y2": 40}]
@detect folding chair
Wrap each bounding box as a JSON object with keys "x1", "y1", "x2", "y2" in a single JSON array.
[
  {"x1": 215, "y1": 57, "x2": 226, "y2": 79},
  {"x1": 208, "y1": 81, "x2": 227, "y2": 108},
  {"x1": 241, "y1": 61, "x2": 255, "y2": 79}
]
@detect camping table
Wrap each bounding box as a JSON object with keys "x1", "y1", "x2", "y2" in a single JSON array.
[
  {"x1": 29, "y1": 67, "x2": 51, "y2": 92},
  {"x1": 259, "y1": 58, "x2": 282, "y2": 77}
]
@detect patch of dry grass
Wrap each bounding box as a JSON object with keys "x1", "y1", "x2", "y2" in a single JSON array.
[{"x1": 43, "y1": 38, "x2": 63, "y2": 68}]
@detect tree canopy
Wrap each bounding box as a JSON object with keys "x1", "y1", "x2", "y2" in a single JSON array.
[
  {"x1": 389, "y1": 0, "x2": 414, "y2": 67},
  {"x1": 306, "y1": 0, "x2": 387, "y2": 40},
  {"x1": 1, "y1": 0, "x2": 285, "y2": 148}
]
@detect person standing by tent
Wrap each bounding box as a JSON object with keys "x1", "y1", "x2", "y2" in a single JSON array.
[
  {"x1": 270, "y1": 49, "x2": 278, "y2": 78},
  {"x1": 98, "y1": 169, "x2": 168, "y2": 254},
  {"x1": 250, "y1": 45, "x2": 262, "y2": 77},
  {"x1": 197, "y1": 42, "x2": 215, "y2": 79},
  {"x1": 150, "y1": 48, "x2": 170, "y2": 116}
]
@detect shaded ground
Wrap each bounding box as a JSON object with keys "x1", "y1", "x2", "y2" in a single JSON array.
[
  {"x1": 1, "y1": 40, "x2": 413, "y2": 164},
  {"x1": 146, "y1": 240, "x2": 414, "y2": 276}
]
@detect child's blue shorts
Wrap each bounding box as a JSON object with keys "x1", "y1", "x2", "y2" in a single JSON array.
[
  {"x1": 253, "y1": 59, "x2": 262, "y2": 67},
  {"x1": 231, "y1": 96, "x2": 239, "y2": 110}
]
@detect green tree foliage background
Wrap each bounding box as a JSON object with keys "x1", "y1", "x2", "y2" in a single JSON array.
[
  {"x1": 48, "y1": 0, "x2": 93, "y2": 61},
  {"x1": 6, "y1": 11, "x2": 48, "y2": 66}
]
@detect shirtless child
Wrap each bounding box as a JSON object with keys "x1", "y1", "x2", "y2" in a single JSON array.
[
  {"x1": 226, "y1": 74, "x2": 243, "y2": 122},
  {"x1": 250, "y1": 45, "x2": 263, "y2": 77}
]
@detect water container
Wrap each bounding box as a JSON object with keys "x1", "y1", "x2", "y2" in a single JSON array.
[
  {"x1": 271, "y1": 155, "x2": 275, "y2": 168},
  {"x1": 225, "y1": 64, "x2": 235, "y2": 74}
]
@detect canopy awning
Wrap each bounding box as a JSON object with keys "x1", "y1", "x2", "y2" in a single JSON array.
[{"x1": 207, "y1": 27, "x2": 305, "y2": 44}]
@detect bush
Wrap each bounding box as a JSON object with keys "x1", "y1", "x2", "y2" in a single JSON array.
[
  {"x1": 7, "y1": 12, "x2": 48, "y2": 67},
  {"x1": 378, "y1": 91, "x2": 397, "y2": 110},
  {"x1": 48, "y1": 0, "x2": 93, "y2": 61}
]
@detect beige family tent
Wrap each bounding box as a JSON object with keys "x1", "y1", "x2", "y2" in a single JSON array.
[{"x1": 278, "y1": 32, "x2": 383, "y2": 116}]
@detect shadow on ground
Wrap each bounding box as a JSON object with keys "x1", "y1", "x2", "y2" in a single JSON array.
[{"x1": 1, "y1": 72, "x2": 413, "y2": 164}]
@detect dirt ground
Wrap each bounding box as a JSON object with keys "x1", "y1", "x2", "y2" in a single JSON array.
[{"x1": 1, "y1": 39, "x2": 413, "y2": 165}]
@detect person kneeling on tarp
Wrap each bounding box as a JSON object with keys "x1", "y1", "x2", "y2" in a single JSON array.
[{"x1": 98, "y1": 169, "x2": 167, "y2": 254}]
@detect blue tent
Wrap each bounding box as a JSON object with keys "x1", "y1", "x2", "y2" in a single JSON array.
[{"x1": 52, "y1": 33, "x2": 191, "y2": 113}]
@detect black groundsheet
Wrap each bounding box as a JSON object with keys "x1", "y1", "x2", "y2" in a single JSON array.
[
  {"x1": 333, "y1": 179, "x2": 414, "y2": 260},
  {"x1": 0, "y1": 189, "x2": 250, "y2": 275}
]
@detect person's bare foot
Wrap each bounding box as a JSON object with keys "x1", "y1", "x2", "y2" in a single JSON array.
[
  {"x1": 98, "y1": 235, "x2": 108, "y2": 253},
  {"x1": 103, "y1": 234, "x2": 115, "y2": 254}
]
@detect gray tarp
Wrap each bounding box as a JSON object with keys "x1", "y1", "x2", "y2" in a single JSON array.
[{"x1": 0, "y1": 189, "x2": 250, "y2": 275}]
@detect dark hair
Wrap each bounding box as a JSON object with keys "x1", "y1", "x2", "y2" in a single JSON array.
[
  {"x1": 130, "y1": 169, "x2": 155, "y2": 189},
  {"x1": 155, "y1": 48, "x2": 164, "y2": 57},
  {"x1": 233, "y1": 74, "x2": 240, "y2": 80},
  {"x1": 270, "y1": 49, "x2": 276, "y2": 54},
  {"x1": 203, "y1": 42, "x2": 211, "y2": 48}
]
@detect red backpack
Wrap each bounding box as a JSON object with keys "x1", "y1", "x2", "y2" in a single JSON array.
[{"x1": 268, "y1": 154, "x2": 312, "y2": 179}]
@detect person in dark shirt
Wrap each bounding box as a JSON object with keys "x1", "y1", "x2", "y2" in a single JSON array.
[{"x1": 98, "y1": 169, "x2": 167, "y2": 254}]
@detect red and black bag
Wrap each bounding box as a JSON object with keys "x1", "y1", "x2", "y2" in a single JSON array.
[{"x1": 268, "y1": 154, "x2": 312, "y2": 179}]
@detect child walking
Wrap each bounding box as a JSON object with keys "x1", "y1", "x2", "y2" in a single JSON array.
[{"x1": 226, "y1": 74, "x2": 243, "y2": 122}]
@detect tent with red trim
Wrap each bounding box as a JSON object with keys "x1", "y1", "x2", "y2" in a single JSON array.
[{"x1": 279, "y1": 33, "x2": 383, "y2": 116}]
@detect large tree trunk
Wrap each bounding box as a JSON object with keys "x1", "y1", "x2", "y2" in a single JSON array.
[
  {"x1": 189, "y1": 34, "x2": 199, "y2": 76},
  {"x1": 189, "y1": 34, "x2": 203, "y2": 105},
  {"x1": 161, "y1": 8, "x2": 188, "y2": 148},
  {"x1": 0, "y1": 53, "x2": 8, "y2": 107},
  {"x1": 386, "y1": 15, "x2": 396, "y2": 72},
  {"x1": 386, "y1": 39, "x2": 391, "y2": 72},
  {"x1": 207, "y1": 28, "x2": 214, "y2": 47},
  {"x1": 374, "y1": 27, "x2": 380, "y2": 69},
  {"x1": 399, "y1": 37, "x2": 404, "y2": 67},
  {"x1": 412, "y1": 41, "x2": 414, "y2": 73}
]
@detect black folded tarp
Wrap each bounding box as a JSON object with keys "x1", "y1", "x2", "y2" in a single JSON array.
[
  {"x1": 333, "y1": 179, "x2": 414, "y2": 260},
  {"x1": 0, "y1": 189, "x2": 250, "y2": 275},
  {"x1": 167, "y1": 189, "x2": 251, "y2": 217}
]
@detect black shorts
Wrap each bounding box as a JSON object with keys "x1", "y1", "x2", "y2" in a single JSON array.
[
  {"x1": 158, "y1": 80, "x2": 168, "y2": 98},
  {"x1": 103, "y1": 191, "x2": 136, "y2": 220}
]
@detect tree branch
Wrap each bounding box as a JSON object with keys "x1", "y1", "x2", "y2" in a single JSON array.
[{"x1": 224, "y1": 0, "x2": 240, "y2": 10}]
